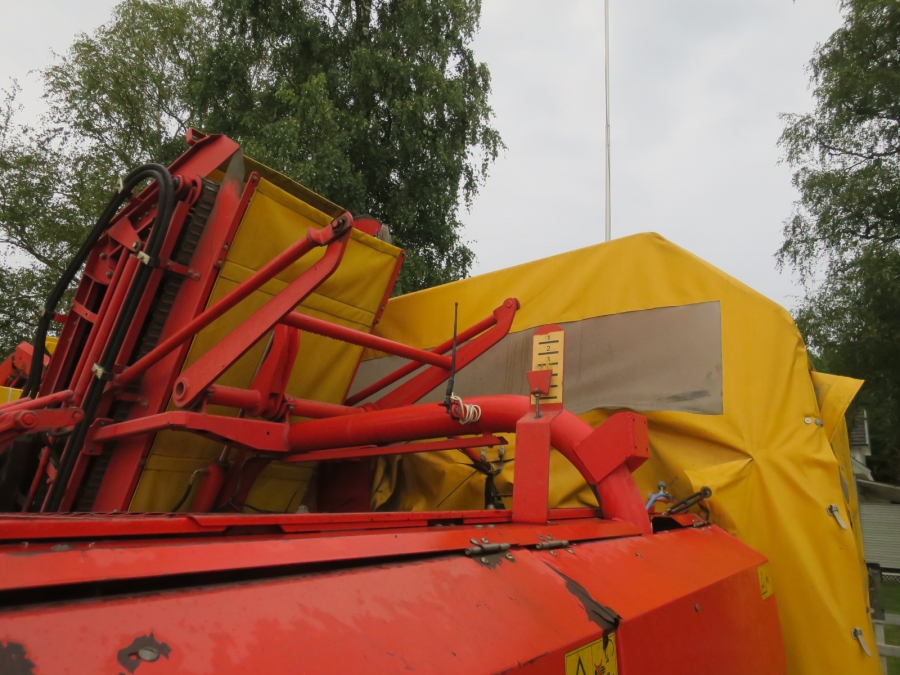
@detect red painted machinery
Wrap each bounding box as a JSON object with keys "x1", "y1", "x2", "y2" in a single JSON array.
[{"x1": 0, "y1": 133, "x2": 786, "y2": 674}]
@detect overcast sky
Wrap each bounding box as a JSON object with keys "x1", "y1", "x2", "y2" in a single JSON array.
[{"x1": 0, "y1": 0, "x2": 843, "y2": 308}]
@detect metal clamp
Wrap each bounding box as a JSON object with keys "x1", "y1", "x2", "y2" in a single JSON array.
[
  {"x1": 91, "y1": 363, "x2": 112, "y2": 381},
  {"x1": 135, "y1": 250, "x2": 158, "y2": 267},
  {"x1": 851, "y1": 627, "x2": 873, "y2": 657},
  {"x1": 827, "y1": 504, "x2": 848, "y2": 530}
]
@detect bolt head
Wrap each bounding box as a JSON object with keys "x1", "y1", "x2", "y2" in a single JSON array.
[
  {"x1": 137, "y1": 647, "x2": 159, "y2": 662},
  {"x1": 481, "y1": 537, "x2": 489, "y2": 544},
  {"x1": 105, "y1": 271, "x2": 113, "y2": 279},
  {"x1": 480, "y1": 557, "x2": 488, "y2": 564},
  {"x1": 550, "y1": 550, "x2": 557, "y2": 556},
  {"x1": 506, "y1": 553, "x2": 515, "y2": 561}
]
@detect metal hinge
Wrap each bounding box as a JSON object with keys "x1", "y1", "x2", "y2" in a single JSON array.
[
  {"x1": 465, "y1": 540, "x2": 510, "y2": 556},
  {"x1": 827, "y1": 504, "x2": 848, "y2": 530},
  {"x1": 535, "y1": 539, "x2": 570, "y2": 550},
  {"x1": 851, "y1": 627, "x2": 872, "y2": 657}
]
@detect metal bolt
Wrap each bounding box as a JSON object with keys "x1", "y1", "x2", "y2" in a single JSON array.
[
  {"x1": 567, "y1": 548, "x2": 575, "y2": 554},
  {"x1": 537, "y1": 535, "x2": 545, "y2": 541},
  {"x1": 223, "y1": 243, "x2": 230, "y2": 250},
  {"x1": 470, "y1": 538, "x2": 479, "y2": 545},
  {"x1": 137, "y1": 647, "x2": 159, "y2": 662},
  {"x1": 192, "y1": 272, "x2": 200, "y2": 280},
  {"x1": 550, "y1": 550, "x2": 557, "y2": 556},
  {"x1": 481, "y1": 537, "x2": 489, "y2": 544},
  {"x1": 546, "y1": 535, "x2": 554, "y2": 541},
  {"x1": 216, "y1": 259, "x2": 223, "y2": 266},
  {"x1": 804, "y1": 417, "x2": 812, "y2": 424},
  {"x1": 695, "y1": 604, "x2": 700, "y2": 612},
  {"x1": 105, "y1": 271, "x2": 113, "y2": 279},
  {"x1": 99, "y1": 252, "x2": 107, "y2": 259},
  {"x1": 635, "y1": 552, "x2": 643, "y2": 557},
  {"x1": 505, "y1": 553, "x2": 515, "y2": 561},
  {"x1": 474, "y1": 524, "x2": 483, "y2": 529},
  {"x1": 480, "y1": 557, "x2": 489, "y2": 564},
  {"x1": 132, "y1": 241, "x2": 140, "y2": 250}
]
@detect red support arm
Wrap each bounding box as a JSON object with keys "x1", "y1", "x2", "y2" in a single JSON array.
[
  {"x1": 172, "y1": 217, "x2": 353, "y2": 408},
  {"x1": 116, "y1": 213, "x2": 352, "y2": 390},
  {"x1": 281, "y1": 312, "x2": 452, "y2": 369}
]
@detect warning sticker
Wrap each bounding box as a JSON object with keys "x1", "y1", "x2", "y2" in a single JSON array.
[
  {"x1": 758, "y1": 562, "x2": 774, "y2": 599},
  {"x1": 565, "y1": 634, "x2": 618, "y2": 675}
]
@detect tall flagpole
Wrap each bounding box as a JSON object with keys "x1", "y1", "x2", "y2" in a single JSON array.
[{"x1": 604, "y1": 0, "x2": 612, "y2": 242}]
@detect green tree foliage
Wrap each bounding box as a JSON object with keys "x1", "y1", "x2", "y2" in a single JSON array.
[
  {"x1": 196, "y1": 0, "x2": 500, "y2": 292},
  {"x1": 0, "y1": 0, "x2": 499, "y2": 357},
  {"x1": 780, "y1": 0, "x2": 900, "y2": 482}
]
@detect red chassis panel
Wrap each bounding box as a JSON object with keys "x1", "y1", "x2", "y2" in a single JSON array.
[{"x1": 0, "y1": 523, "x2": 785, "y2": 675}]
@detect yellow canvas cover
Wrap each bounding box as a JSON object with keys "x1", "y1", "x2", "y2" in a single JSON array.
[
  {"x1": 130, "y1": 162, "x2": 402, "y2": 512},
  {"x1": 358, "y1": 233, "x2": 877, "y2": 675}
]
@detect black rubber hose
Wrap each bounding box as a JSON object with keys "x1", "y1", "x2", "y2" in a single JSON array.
[
  {"x1": 22, "y1": 163, "x2": 176, "y2": 399},
  {"x1": 44, "y1": 164, "x2": 175, "y2": 511}
]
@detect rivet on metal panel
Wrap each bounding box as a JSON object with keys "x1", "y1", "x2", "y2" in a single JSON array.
[
  {"x1": 474, "y1": 524, "x2": 484, "y2": 529},
  {"x1": 635, "y1": 552, "x2": 643, "y2": 557},
  {"x1": 567, "y1": 548, "x2": 575, "y2": 554},
  {"x1": 804, "y1": 417, "x2": 812, "y2": 424},
  {"x1": 105, "y1": 271, "x2": 113, "y2": 279},
  {"x1": 506, "y1": 553, "x2": 515, "y2": 561},
  {"x1": 470, "y1": 538, "x2": 479, "y2": 545},
  {"x1": 550, "y1": 550, "x2": 557, "y2": 556},
  {"x1": 481, "y1": 537, "x2": 489, "y2": 544},
  {"x1": 815, "y1": 418, "x2": 824, "y2": 426},
  {"x1": 538, "y1": 535, "x2": 545, "y2": 541},
  {"x1": 480, "y1": 557, "x2": 488, "y2": 564},
  {"x1": 695, "y1": 604, "x2": 701, "y2": 612}
]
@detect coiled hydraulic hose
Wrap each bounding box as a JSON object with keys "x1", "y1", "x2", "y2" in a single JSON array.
[{"x1": 43, "y1": 163, "x2": 176, "y2": 511}]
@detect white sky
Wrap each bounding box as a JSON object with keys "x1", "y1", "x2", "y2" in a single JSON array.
[{"x1": 0, "y1": 0, "x2": 844, "y2": 308}]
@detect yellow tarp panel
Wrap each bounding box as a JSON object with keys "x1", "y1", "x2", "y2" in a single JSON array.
[
  {"x1": 365, "y1": 232, "x2": 877, "y2": 675},
  {"x1": 130, "y1": 170, "x2": 402, "y2": 512}
]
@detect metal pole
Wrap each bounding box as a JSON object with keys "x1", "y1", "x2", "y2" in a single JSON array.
[{"x1": 604, "y1": 0, "x2": 612, "y2": 242}]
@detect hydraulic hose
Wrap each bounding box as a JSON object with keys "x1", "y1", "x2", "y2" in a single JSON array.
[{"x1": 44, "y1": 164, "x2": 176, "y2": 511}]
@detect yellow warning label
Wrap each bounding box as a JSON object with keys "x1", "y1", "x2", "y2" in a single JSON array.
[
  {"x1": 531, "y1": 330, "x2": 564, "y2": 405},
  {"x1": 565, "y1": 634, "x2": 618, "y2": 675},
  {"x1": 758, "y1": 562, "x2": 774, "y2": 599}
]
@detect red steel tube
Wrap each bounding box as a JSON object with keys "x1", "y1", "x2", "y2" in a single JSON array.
[
  {"x1": 344, "y1": 313, "x2": 498, "y2": 406},
  {"x1": 206, "y1": 385, "x2": 261, "y2": 411},
  {"x1": 206, "y1": 385, "x2": 361, "y2": 419},
  {"x1": 288, "y1": 395, "x2": 651, "y2": 534},
  {"x1": 116, "y1": 234, "x2": 318, "y2": 388},
  {"x1": 0, "y1": 389, "x2": 74, "y2": 415},
  {"x1": 290, "y1": 398, "x2": 362, "y2": 419},
  {"x1": 73, "y1": 254, "x2": 137, "y2": 400},
  {"x1": 191, "y1": 461, "x2": 226, "y2": 512},
  {"x1": 281, "y1": 312, "x2": 452, "y2": 369}
]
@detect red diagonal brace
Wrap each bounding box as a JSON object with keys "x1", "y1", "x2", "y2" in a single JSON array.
[{"x1": 172, "y1": 220, "x2": 352, "y2": 408}]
